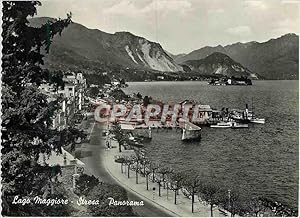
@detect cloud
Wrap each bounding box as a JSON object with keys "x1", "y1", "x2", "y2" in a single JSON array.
[
  {"x1": 244, "y1": 0, "x2": 268, "y2": 10},
  {"x1": 151, "y1": 0, "x2": 192, "y2": 13},
  {"x1": 281, "y1": 0, "x2": 300, "y2": 3},
  {"x1": 37, "y1": 0, "x2": 300, "y2": 53},
  {"x1": 104, "y1": 0, "x2": 192, "y2": 17},
  {"x1": 103, "y1": 0, "x2": 141, "y2": 17},
  {"x1": 272, "y1": 18, "x2": 299, "y2": 35},
  {"x1": 226, "y1": 25, "x2": 252, "y2": 36},
  {"x1": 208, "y1": 8, "x2": 225, "y2": 14}
]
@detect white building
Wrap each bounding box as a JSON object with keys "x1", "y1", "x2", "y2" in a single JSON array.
[{"x1": 52, "y1": 72, "x2": 87, "y2": 129}]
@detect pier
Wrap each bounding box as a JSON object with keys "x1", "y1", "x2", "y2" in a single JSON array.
[
  {"x1": 119, "y1": 119, "x2": 201, "y2": 141},
  {"x1": 178, "y1": 118, "x2": 201, "y2": 141}
]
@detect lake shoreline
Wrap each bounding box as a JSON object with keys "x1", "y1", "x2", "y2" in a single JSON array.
[{"x1": 122, "y1": 80, "x2": 298, "y2": 210}]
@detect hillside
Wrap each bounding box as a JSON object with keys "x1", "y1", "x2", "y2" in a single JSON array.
[
  {"x1": 183, "y1": 52, "x2": 258, "y2": 79},
  {"x1": 30, "y1": 17, "x2": 183, "y2": 73},
  {"x1": 30, "y1": 17, "x2": 298, "y2": 80},
  {"x1": 164, "y1": 50, "x2": 187, "y2": 62},
  {"x1": 176, "y1": 34, "x2": 299, "y2": 79}
]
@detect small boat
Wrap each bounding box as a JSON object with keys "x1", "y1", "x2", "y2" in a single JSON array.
[
  {"x1": 231, "y1": 123, "x2": 248, "y2": 128},
  {"x1": 249, "y1": 118, "x2": 265, "y2": 124},
  {"x1": 210, "y1": 121, "x2": 248, "y2": 128},
  {"x1": 230, "y1": 102, "x2": 265, "y2": 125},
  {"x1": 211, "y1": 122, "x2": 232, "y2": 128}
]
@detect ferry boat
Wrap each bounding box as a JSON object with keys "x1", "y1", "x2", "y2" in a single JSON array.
[
  {"x1": 210, "y1": 121, "x2": 248, "y2": 128},
  {"x1": 230, "y1": 103, "x2": 265, "y2": 124}
]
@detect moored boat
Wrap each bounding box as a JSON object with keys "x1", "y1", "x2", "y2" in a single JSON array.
[
  {"x1": 210, "y1": 121, "x2": 248, "y2": 128},
  {"x1": 210, "y1": 122, "x2": 232, "y2": 128},
  {"x1": 249, "y1": 118, "x2": 265, "y2": 124},
  {"x1": 231, "y1": 123, "x2": 248, "y2": 128},
  {"x1": 230, "y1": 102, "x2": 265, "y2": 124}
]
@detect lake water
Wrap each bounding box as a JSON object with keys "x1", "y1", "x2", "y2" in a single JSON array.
[{"x1": 123, "y1": 80, "x2": 299, "y2": 210}]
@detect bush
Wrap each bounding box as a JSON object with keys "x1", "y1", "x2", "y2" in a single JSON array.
[
  {"x1": 110, "y1": 89, "x2": 129, "y2": 101},
  {"x1": 75, "y1": 174, "x2": 100, "y2": 196}
]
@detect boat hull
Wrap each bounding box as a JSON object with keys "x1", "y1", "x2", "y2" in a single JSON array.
[
  {"x1": 210, "y1": 122, "x2": 249, "y2": 128},
  {"x1": 210, "y1": 125, "x2": 231, "y2": 128},
  {"x1": 250, "y1": 119, "x2": 265, "y2": 124},
  {"x1": 231, "y1": 124, "x2": 248, "y2": 128}
]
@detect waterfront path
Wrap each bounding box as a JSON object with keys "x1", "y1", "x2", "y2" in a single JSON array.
[
  {"x1": 79, "y1": 120, "x2": 171, "y2": 217},
  {"x1": 103, "y1": 139, "x2": 228, "y2": 217},
  {"x1": 79, "y1": 118, "x2": 228, "y2": 217}
]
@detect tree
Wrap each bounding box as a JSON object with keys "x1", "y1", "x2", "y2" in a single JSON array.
[
  {"x1": 157, "y1": 167, "x2": 173, "y2": 197},
  {"x1": 115, "y1": 157, "x2": 127, "y2": 174},
  {"x1": 110, "y1": 123, "x2": 127, "y2": 152},
  {"x1": 139, "y1": 153, "x2": 150, "y2": 176},
  {"x1": 132, "y1": 149, "x2": 145, "y2": 184},
  {"x1": 1, "y1": 1, "x2": 74, "y2": 215},
  {"x1": 120, "y1": 78, "x2": 126, "y2": 85},
  {"x1": 2, "y1": 2, "x2": 72, "y2": 89},
  {"x1": 260, "y1": 198, "x2": 298, "y2": 217},
  {"x1": 222, "y1": 189, "x2": 248, "y2": 217},
  {"x1": 198, "y1": 180, "x2": 222, "y2": 217},
  {"x1": 123, "y1": 155, "x2": 135, "y2": 179},
  {"x1": 138, "y1": 153, "x2": 151, "y2": 190},
  {"x1": 48, "y1": 70, "x2": 65, "y2": 91},
  {"x1": 110, "y1": 89, "x2": 129, "y2": 101},
  {"x1": 245, "y1": 197, "x2": 266, "y2": 217},
  {"x1": 183, "y1": 173, "x2": 203, "y2": 213},
  {"x1": 136, "y1": 92, "x2": 142, "y2": 99},
  {"x1": 144, "y1": 166, "x2": 152, "y2": 191},
  {"x1": 143, "y1": 95, "x2": 151, "y2": 106},
  {"x1": 84, "y1": 73, "x2": 111, "y2": 88},
  {"x1": 59, "y1": 126, "x2": 86, "y2": 152},
  {"x1": 87, "y1": 183, "x2": 135, "y2": 216},
  {"x1": 87, "y1": 86, "x2": 99, "y2": 98},
  {"x1": 149, "y1": 163, "x2": 160, "y2": 182},
  {"x1": 23, "y1": 182, "x2": 73, "y2": 216},
  {"x1": 169, "y1": 171, "x2": 186, "y2": 205}
]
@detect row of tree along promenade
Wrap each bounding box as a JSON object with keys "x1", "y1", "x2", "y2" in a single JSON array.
[{"x1": 109, "y1": 123, "x2": 297, "y2": 217}]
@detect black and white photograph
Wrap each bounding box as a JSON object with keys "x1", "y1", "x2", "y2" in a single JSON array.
[{"x1": 1, "y1": 0, "x2": 299, "y2": 217}]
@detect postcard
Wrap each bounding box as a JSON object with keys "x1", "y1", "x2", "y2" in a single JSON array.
[{"x1": 1, "y1": 0, "x2": 299, "y2": 217}]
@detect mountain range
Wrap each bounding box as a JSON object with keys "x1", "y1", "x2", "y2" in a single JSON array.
[
  {"x1": 30, "y1": 17, "x2": 182, "y2": 73},
  {"x1": 31, "y1": 17, "x2": 298, "y2": 80},
  {"x1": 176, "y1": 34, "x2": 299, "y2": 79},
  {"x1": 182, "y1": 52, "x2": 258, "y2": 79}
]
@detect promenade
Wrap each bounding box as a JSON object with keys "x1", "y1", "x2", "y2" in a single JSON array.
[
  {"x1": 79, "y1": 118, "x2": 228, "y2": 217},
  {"x1": 79, "y1": 120, "x2": 171, "y2": 217},
  {"x1": 102, "y1": 136, "x2": 228, "y2": 217}
]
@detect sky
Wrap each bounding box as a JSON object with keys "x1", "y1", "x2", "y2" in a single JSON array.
[{"x1": 37, "y1": 0, "x2": 300, "y2": 54}]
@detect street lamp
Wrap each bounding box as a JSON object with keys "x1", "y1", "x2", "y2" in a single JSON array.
[
  {"x1": 228, "y1": 189, "x2": 231, "y2": 217},
  {"x1": 152, "y1": 187, "x2": 156, "y2": 201},
  {"x1": 174, "y1": 180, "x2": 178, "y2": 205}
]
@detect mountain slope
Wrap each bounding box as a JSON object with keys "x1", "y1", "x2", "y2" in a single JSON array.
[
  {"x1": 183, "y1": 52, "x2": 258, "y2": 79},
  {"x1": 30, "y1": 17, "x2": 182, "y2": 72},
  {"x1": 177, "y1": 34, "x2": 299, "y2": 79},
  {"x1": 178, "y1": 45, "x2": 227, "y2": 63},
  {"x1": 164, "y1": 50, "x2": 187, "y2": 62}
]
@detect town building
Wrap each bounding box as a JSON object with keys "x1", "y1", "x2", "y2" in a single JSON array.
[{"x1": 45, "y1": 71, "x2": 87, "y2": 130}]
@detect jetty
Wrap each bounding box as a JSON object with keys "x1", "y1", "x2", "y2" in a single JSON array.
[
  {"x1": 178, "y1": 118, "x2": 201, "y2": 141},
  {"x1": 119, "y1": 118, "x2": 201, "y2": 141}
]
